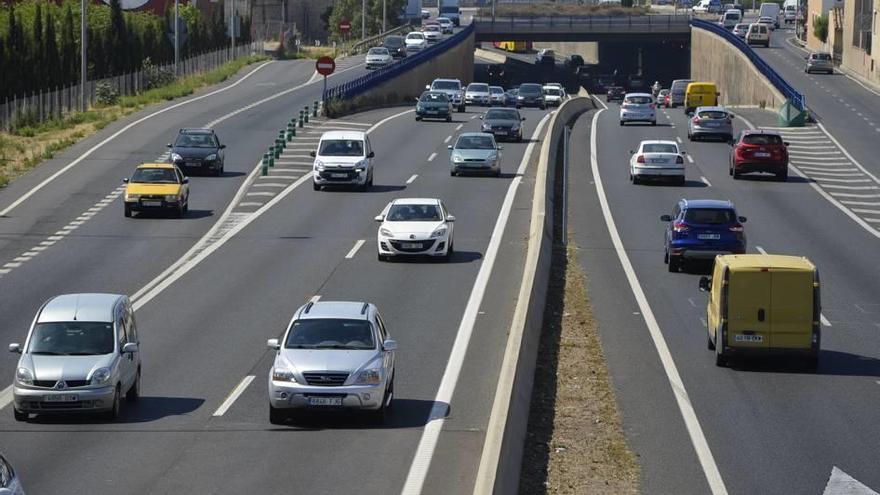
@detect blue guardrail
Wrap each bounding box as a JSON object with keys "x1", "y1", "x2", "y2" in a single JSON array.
[
  {"x1": 324, "y1": 24, "x2": 475, "y2": 102},
  {"x1": 690, "y1": 18, "x2": 805, "y2": 111}
]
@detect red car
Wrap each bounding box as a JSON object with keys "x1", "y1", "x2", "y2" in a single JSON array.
[{"x1": 729, "y1": 129, "x2": 789, "y2": 181}]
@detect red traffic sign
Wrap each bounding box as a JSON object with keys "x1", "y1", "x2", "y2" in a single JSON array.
[
  {"x1": 339, "y1": 20, "x2": 352, "y2": 32},
  {"x1": 316, "y1": 56, "x2": 336, "y2": 76}
]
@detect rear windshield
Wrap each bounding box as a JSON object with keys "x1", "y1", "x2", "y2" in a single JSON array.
[
  {"x1": 812, "y1": 53, "x2": 832, "y2": 60},
  {"x1": 742, "y1": 134, "x2": 783, "y2": 145},
  {"x1": 642, "y1": 143, "x2": 678, "y2": 153},
  {"x1": 625, "y1": 96, "x2": 653, "y2": 104},
  {"x1": 318, "y1": 139, "x2": 364, "y2": 156},
  {"x1": 684, "y1": 208, "x2": 736, "y2": 225},
  {"x1": 698, "y1": 110, "x2": 729, "y2": 119},
  {"x1": 285, "y1": 319, "x2": 375, "y2": 350}
]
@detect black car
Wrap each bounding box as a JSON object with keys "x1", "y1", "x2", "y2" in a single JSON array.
[
  {"x1": 516, "y1": 83, "x2": 546, "y2": 109},
  {"x1": 168, "y1": 128, "x2": 225, "y2": 176},
  {"x1": 606, "y1": 86, "x2": 626, "y2": 102},
  {"x1": 564, "y1": 54, "x2": 585, "y2": 70},
  {"x1": 479, "y1": 107, "x2": 526, "y2": 142},
  {"x1": 487, "y1": 64, "x2": 506, "y2": 85},
  {"x1": 382, "y1": 35, "x2": 407, "y2": 58},
  {"x1": 415, "y1": 91, "x2": 453, "y2": 122},
  {"x1": 503, "y1": 88, "x2": 518, "y2": 107}
]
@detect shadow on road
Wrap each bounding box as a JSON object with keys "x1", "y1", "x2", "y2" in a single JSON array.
[
  {"x1": 268, "y1": 399, "x2": 445, "y2": 430},
  {"x1": 24, "y1": 396, "x2": 205, "y2": 425}
]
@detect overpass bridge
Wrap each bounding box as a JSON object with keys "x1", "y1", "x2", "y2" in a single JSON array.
[{"x1": 472, "y1": 14, "x2": 692, "y2": 42}]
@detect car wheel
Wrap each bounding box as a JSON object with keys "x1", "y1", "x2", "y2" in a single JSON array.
[
  {"x1": 708, "y1": 332, "x2": 716, "y2": 350},
  {"x1": 732, "y1": 168, "x2": 741, "y2": 179},
  {"x1": 715, "y1": 328, "x2": 727, "y2": 367},
  {"x1": 415, "y1": 116, "x2": 421, "y2": 121},
  {"x1": 619, "y1": 121, "x2": 624, "y2": 126},
  {"x1": 105, "y1": 385, "x2": 121, "y2": 420},
  {"x1": 446, "y1": 115, "x2": 452, "y2": 122},
  {"x1": 668, "y1": 255, "x2": 680, "y2": 272},
  {"x1": 805, "y1": 354, "x2": 819, "y2": 372},
  {"x1": 13, "y1": 408, "x2": 27, "y2": 422},
  {"x1": 687, "y1": 133, "x2": 693, "y2": 141},
  {"x1": 676, "y1": 176, "x2": 686, "y2": 186},
  {"x1": 777, "y1": 170, "x2": 788, "y2": 182},
  {"x1": 450, "y1": 170, "x2": 457, "y2": 177},
  {"x1": 828, "y1": 70, "x2": 833, "y2": 75},
  {"x1": 126, "y1": 368, "x2": 141, "y2": 402},
  {"x1": 214, "y1": 166, "x2": 222, "y2": 177},
  {"x1": 269, "y1": 405, "x2": 288, "y2": 425},
  {"x1": 176, "y1": 205, "x2": 185, "y2": 218},
  {"x1": 494, "y1": 169, "x2": 501, "y2": 177},
  {"x1": 378, "y1": 253, "x2": 387, "y2": 262},
  {"x1": 313, "y1": 182, "x2": 321, "y2": 191},
  {"x1": 124, "y1": 205, "x2": 132, "y2": 218},
  {"x1": 651, "y1": 120, "x2": 657, "y2": 126},
  {"x1": 540, "y1": 105, "x2": 546, "y2": 110}
]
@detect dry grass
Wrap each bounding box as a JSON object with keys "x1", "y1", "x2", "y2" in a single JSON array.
[
  {"x1": 519, "y1": 241, "x2": 640, "y2": 494},
  {"x1": 478, "y1": 3, "x2": 651, "y2": 17}
]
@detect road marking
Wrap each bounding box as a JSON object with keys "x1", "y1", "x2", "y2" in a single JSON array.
[
  {"x1": 401, "y1": 113, "x2": 551, "y2": 495},
  {"x1": 676, "y1": 136, "x2": 683, "y2": 144},
  {"x1": 686, "y1": 154, "x2": 695, "y2": 163},
  {"x1": 470, "y1": 115, "x2": 477, "y2": 120},
  {"x1": 252, "y1": 183, "x2": 288, "y2": 187},
  {"x1": 830, "y1": 192, "x2": 880, "y2": 198},
  {"x1": 841, "y1": 201, "x2": 880, "y2": 206},
  {"x1": 821, "y1": 314, "x2": 832, "y2": 327},
  {"x1": 428, "y1": 152, "x2": 437, "y2": 162},
  {"x1": 798, "y1": 167, "x2": 859, "y2": 173},
  {"x1": 444, "y1": 135, "x2": 452, "y2": 143},
  {"x1": 852, "y1": 208, "x2": 880, "y2": 215},
  {"x1": 237, "y1": 202, "x2": 263, "y2": 207},
  {"x1": 212, "y1": 375, "x2": 255, "y2": 416},
  {"x1": 756, "y1": 246, "x2": 768, "y2": 254},
  {"x1": 406, "y1": 174, "x2": 418, "y2": 184},
  {"x1": 823, "y1": 466, "x2": 879, "y2": 494},
  {"x1": 821, "y1": 185, "x2": 878, "y2": 190},
  {"x1": 815, "y1": 178, "x2": 872, "y2": 183},
  {"x1": 310, "y1": 295, "x2": 321, "y2": 303},
  {"x1": 246, "y1": 191, "x2": 276, "y2": 196},
  {"x1": 700, "y1": 176, "x2": 712, "y2": 187},
  {"x1": 345, "y1": 240, "x2": 365, "y2": 259},
  {"x1": 455, "y1": 124, "x2": 463, "y2": 131}
]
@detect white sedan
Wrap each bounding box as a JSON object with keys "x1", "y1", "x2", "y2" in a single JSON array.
[
  {"x1": 365, "y1": 47, "x2": 393, "y2": 70},
  {"x1": 405, "y1": 32, "x2": 428, "y2": 52},
  {"x1": 375, "y1": 198, "x2": 455, "y2": 261},
  {"x1": 423, "y1": 24, "x2": 443, "y2": 43},
  {"x1": 436, "y1": 17, "x2": 454, "y2": 33},
  {"x1": 629, "y1": 140, "x2": 687, "y2": 185}
]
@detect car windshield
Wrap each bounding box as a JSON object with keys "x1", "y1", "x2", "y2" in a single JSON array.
[
  {"x1": 285, "y1": 319, "x2": 375, "y2": 350},
  {"x1": 642, "y1": 143, "x2": 678, "y2": 153},
  {"x1": 455, "y1": 135, "x2": 496, "y2": 150},
  {"x1": 27, "y1": 322, "x2": 115, "y2": 355},
  {"x1": 420, "y1": 92, "x2": 449, "y2": 102},
  {"x1": 368, "y1": 47, "x2": 389, "y2": 55},
  {"x1": 468, "y1": 83, "x2": 489, "y2": 92},
  {"x1": 130, "y1": 168, "x2": 178, "y2": 183},
  {"x1": 544, "y1": 88, "x2": 563, "y2": 96},
  {"x1": 684, "y1": 208, "x2": 736, "y2": 225},
  {"x1": 384, "y1": 36, "x2": 404, "y2": 47},
  {"x1": 387, "y1": 204, "x2": 442, "y2": 221},
  {"x1": 433, "y1": 81, "x2": 460, "y2": 91},
  {"x1": 426, "y1": 25, "x2": 440, "y2": 32},
  {"x1": 489, "y1": 87, "x2": 504, "y2": 94},
  {"x1": 698, "y1": 110, "x2": 728, "y2": 119},
  {"x1": 318, "y1": 139, "x2": 364, "y2": 156},
  {"x1": 407, "y1": 33, "x2": 424, "y2": 40},
  {"x1": 437, "y1": 17, "x2": 450, "y2": 22},
  {"x1": 625, "y1": 96, "x2": 653, "y2": 104},
  {"x1": 174, "y1": 133, "x2": 217, "y2": 148},
  {"x1": 742, "y1": 134, "x2": 783, "y2": 145},
  {"x1": 735, "y1": 23, "x2": 748, "y2": 29},
  {"x1": 486, "y1": 109, "x2": 519, "y2": 120},
  {"x1": 519, "y1": 84, "x2": 542, "y2": 95}
]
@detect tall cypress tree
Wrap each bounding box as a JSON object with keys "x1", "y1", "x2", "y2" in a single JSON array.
[
  {"x1": 45, "y1": 12, "x2": 61, "y2": 89},
  {"x1": 7, "y1": 6, "x2": 24, "y2": 97},
  {"x1": 60, "y1": 4, "x2": 77, "y2": 87},
  {"x1": 33, "y1": 3, "x2": 45, "y2": 88},
  {"x1": 108, "y1": 0, "x2": 129, "y2": 74}
]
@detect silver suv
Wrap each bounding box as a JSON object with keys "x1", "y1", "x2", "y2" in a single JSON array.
[
  {"x1": 267, "y1": 301, "x2": 396, "y2": 424},
  {"x1": 805, "y1": 52, "x2": 834, "y2": 74},
  {"x1": 426, "y1": 78, "x2": 466, "y2": 112},
  {"x1": 9, "y1": 294, "x2": 141, "y2": 421}
]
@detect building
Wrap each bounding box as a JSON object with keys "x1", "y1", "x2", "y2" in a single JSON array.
[
  {"x1": 251, "y1": 0, "x2": 334, "y2": 43},
  {"x1": 806, "y1": 0, "x2": 845, "y2": 51},
  {"x1": 841, "y1": 0, "x2": 879, "y2": 86}
]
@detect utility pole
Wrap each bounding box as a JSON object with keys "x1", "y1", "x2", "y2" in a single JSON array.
[
  {"x1": 174, "y1": 0, "x2": 179, "y2": 75},
  {"x1": 229, "y1": 0, "x2": 235, "y2": 60},
  {"x1": 362, "y1": 0, "x2": 366, "y2": 40},
  {"x1": 80, "y1": 0, "x2": 87, "y2": 111},
  {"x1": 382, "y1": 0, "x2": 386, "y2": 33}
]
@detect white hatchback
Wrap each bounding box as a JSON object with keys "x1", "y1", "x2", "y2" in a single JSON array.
[
  {"x1": 619, "y1": 93, "x2": 657, "y2": 126},
  {"x1": 375, "y1": 198, "x2": 455, "y2": 261},
  {"x1": 405, "y1": 32, "x2": 428, "y2": 52},
  {"x1": 629, "y1": 140, "x2": 687, "y2": 185}
]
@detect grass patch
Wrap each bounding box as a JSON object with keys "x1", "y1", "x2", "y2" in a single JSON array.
[
  {"x1": 519, "y1": 240, "x2": 640, "y2": 494},
  {"x1": 0, "y1": 54, "x2": 268, "y2": 190}
]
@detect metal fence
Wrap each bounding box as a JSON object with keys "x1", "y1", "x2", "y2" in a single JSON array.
[
  {"x1": 691, "y1": 18, "x2": 805, "y2": 110},
  {"x1": 324, "y1": 24, "x2": 476, "y2": 102},
  {"x1": 1, "y1": 42, "x2": 261, "y2": 132}
]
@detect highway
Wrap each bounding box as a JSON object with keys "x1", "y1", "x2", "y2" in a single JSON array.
[
  {"x1": 568, "y1": 98, "x2": 880, "y2": 494},
  {"x1": 0, "y1": 48, "x2": 554, "y2": 491}
]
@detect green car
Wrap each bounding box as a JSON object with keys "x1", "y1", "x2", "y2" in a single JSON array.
[{"x1": 415, "y1": 91, "x2": 453, "y2": 122}]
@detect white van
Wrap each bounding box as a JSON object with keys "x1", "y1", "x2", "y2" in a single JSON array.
[
  {"x1": 311, "y1": 131, "x2": 375, "y2": 191},
  {"x1": 783, "y1": 3, "x2": 797, "y2": 23},
  {"x1": 722, "y1": 9, "x2": 742, "y2": 29},
  {"x1": 758, "y1": 2, "x2": 781, "y2": 28}
]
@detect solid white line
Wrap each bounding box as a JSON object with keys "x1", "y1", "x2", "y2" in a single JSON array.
[
  {"x1": 400, "y1": 114, "x2": 551, "y2": 495},
  {"x1": 588, "y1": 108, "x2": 728, "y2": 495},
  {"x1": 814, "y1": 178, "x2": 871, "y2": 183},
  {"x1": 821, "y1": 314, "x2": 832, "y2": 327},
  {"x1": 701, "y1": 176, "x2": 712, "y2": 187},
  {"x1": 345, "y1": 240, "x2": 366, "y2": 259},
  {"x1": 819, "y1": 185, "x2": 878, "y2": 190},
  {"x1": 428, "y1": 152, "x2": 437, "y2": 162},
  {"x1": 444, "y1": 135, "x2": 452, "y2": 143},
  {"x1": 830, "y1": 192, "x2": 880, "y2": 198},
  {"x1": 841, "y1": 201, "x2": 880, "y2": 206},
  {"x1": 212, "y1": 375, "x2": 255, "y2": 416},
  {"x1": 406, "y1": 174, "x2": 418, "y2": 184},
  {"x1": 0, "y1": 61, "x2": 274, "y2": 217},
  {"x1": 252, "y1": 183, "x2": 288, "y2": 187},
  {"x1": 852, "y1": 208, "x2": 880, "y2": 215}
]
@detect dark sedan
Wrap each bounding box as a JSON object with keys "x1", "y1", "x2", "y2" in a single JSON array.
[
  {"x1": 479, "y1": 107, "x2": 526, "y2": 142},
  {"x1": 516, "y1": 83, "x2": 546, "y2": 109},
  {"x1": 168, "y1": 128, "x2": 225, "y2": 176},
  {"x1": 382, "y1": 35, "x2": 407, "y2": 58},
  {"x1": 415, "y1": 91, "x2": 453, "y2": 122},
  {"x1": 606, "y1": 86, "x2": 626, "y2": 102}
]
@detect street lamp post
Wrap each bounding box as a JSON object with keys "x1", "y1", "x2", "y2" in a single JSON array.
[
  {"x1": 80, "y1": 0, "x2": 87, "y2": 111},
  {"x1": 230, "y1": 0, "x2": 235, "y2": 60},
  {"x1": 382, "y1": 0, "x2": 386, "y2": 33},
  {"x1": 362, "y1": 0, "x2": 366, "y2": 40},
  {"x1": 174, "y1": 0, "x2": 179, "y2": 75}
]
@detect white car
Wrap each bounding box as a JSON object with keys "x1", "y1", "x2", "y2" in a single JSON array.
[
  {"x1": 423, "y1": 25, "x2": 442, "y2": 43},
  {"x1": 489, "y1": 85, "x2": 506, "y2": 105},
  {"x1": 619, "y1": 93, "x2": 657, "y2": 126},
  {"x1": 436, "y1": 16, "x2": 454, "y2": 33},
  {"x1": 465, "y1": 82, "x2": 491, "y2": 105},
  {"x1": 375, "y1": 198, "x2": 455, "y2": 261},
  {"x1": 0, "y1": 452, "x2": 26, "y2": 495},
  {"x1": 746, "y1": 23, "x2": 771, "y2": 47},
  {"x1": 757, "y1": 16, "x2": 776, "y2": 30},
  {"x1": 629, "y1": 140, "x2": 686, "y2": 185},
  {"x1": 365, "y1": 47, "x2": 392, "y2": 70},
  {"x1": 542, "y1": 85, "x2": 565, "y2": 106},
  {"x1": 405, "y1": 32, "x2": 428, "y2": 52},
  {"x1": 311, "y1": 130, "x2": 375, "y2": 190}
]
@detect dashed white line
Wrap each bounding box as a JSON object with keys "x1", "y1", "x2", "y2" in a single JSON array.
[
  {"x1": 676, "y1": 136, "x2": 683, "y2": 144},
  {"x1": 821, "y1": 314, "x2": 832, "y2": 327},
  {"x1": 406, "y1": 174, "x2": 418, "y2": 184},
  {"x1": 345, "y1": 240, "x2": 366, "y2": 259},
  {"x1": 686, "y1": 154, "x2": 695, "y2": 163},
  {"x1": 310, "y1": 295, "x2": 322, "y2": 303},
  {"x1": 700, "y1": 176, "x2": 712, "y2": 187},
  {"x1": 428, "y1": 152, "x2": 437, "y2": 162},
  {"x1": 212, "y1": 375, "x2": 255, "y2": 417},
  {"x1": 756, "y1": 246, "x2": 768, "y2": 255},
  {"x1": 444, "y1": 135, "x2": 452, "y2": 143},
  {"x1": 455, "y1": 124, "x2": 463, "y2": 131},
  {"x1": 470, "y1": 115, "x2": 477, "y2": 120}
]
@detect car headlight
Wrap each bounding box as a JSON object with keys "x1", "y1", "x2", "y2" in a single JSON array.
[
  {"x1": 380, "y1": 227, "x2": 394, "y2": 237},
  {"x1": 511, "y1": 124, "x2": 521, "y2": 131},
  {"x1": 272, "y1": 367, "x2": 297, "y2": 383},
  {"x1": 488, "y1": 153, "x2": 499, "y2": 161},
  {"x1": 205, "y1": 153, "x2": 217, "y2": 161},
  {"x1": 314, "y1": 159, "x2": 324, "y2": 172},
  {"x1": 170, "y1": 153, "x2": 183, "y2": 162},
  {"x1": 16, "y1": 367, "x2": 34, "y2": 385},
  {"x1": 354, "y1": 367, "x2": 383, "y2": 385},
  {"x1": 90, "y1": 367, "x2": 111, "y2": 385},
  {"x1": 517, "y1": 96, "x2": 525, "y2": 100},
  {"x1": 125, "y1": 193, "x2": 140, "y2": 201},
  {"x1": 165, "y1": 195, "x2": 179, "y2": 202},
  {"x1": 481, "y1": 124, "x2": 491, "y2": 131},
  {"x1": 452, "y1": 154, "x2": 464, "y2": 163},
  {"x1": 431, "y1": 227, "x2": 448, "y2": 238}
]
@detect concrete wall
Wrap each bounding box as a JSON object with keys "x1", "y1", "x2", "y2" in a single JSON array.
[
  {"x1": 690, "y1": 28, "x2": 786, "y2": 109},
  {"x1": 840, "y1": 0, "x2": 880, "y2": 87},
  {"x1": 533, "y1": 41, "x2": 599, "y2": 64}
]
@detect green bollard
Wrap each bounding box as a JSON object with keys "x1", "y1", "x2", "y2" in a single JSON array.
[
  {"x1": 277, "y1": 132, "x2": 286, "y2": 148},
  {"x1": 312, "y1": 101, "x2": 318, "y2": 117},
  {"x1": 262, "y1": 154, "x2": 270, "y2": 175},
  {"x1": 266, "y1": 149, "x2": 274, "y2": 168},
  {"x1": 274, "y1": 142, "x2": 282, "y2": 159},
  {"x1": 298, "y1": 115, "x2": 304, "y2": 128}
]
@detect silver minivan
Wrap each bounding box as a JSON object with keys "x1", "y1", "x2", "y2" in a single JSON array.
[
  {"x1": 669, "y1": 79, "x2": 694, "y2": 108},
  {"x1": 9, "y1": 293, "x2": 141, "y2": 421},
  {"x1": 805, "y1": 52, "x2": 834, "y2": 74}
]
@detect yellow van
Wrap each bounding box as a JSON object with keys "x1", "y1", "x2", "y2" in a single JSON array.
[
  {"x1": 684, "y1": 82, "x2": 719, "y2": 114},
  {"x1": 699, "y1": 254, "x2": 820, "y2": 369}
]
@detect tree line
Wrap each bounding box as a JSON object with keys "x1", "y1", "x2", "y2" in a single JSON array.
[{"x1": 0, "y1": 0, "x2": 251, "y2": 101}]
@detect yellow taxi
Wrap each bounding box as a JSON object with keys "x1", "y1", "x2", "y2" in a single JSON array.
[{"x1": 123, "y1": 163, "x2": 190, "y2": 218}]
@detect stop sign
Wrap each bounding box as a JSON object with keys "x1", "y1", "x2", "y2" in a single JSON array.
[
  {"x1": 339, "y1": 20, "x2": 352, "y2": 33},
  {"x1": 316, "y1": 56, "x2": 336, "y2": 76}
]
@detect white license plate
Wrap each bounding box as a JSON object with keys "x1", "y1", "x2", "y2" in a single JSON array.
[
  {"x1": 426, "y1": 110, "x2": 438, "y2": 114},
  {"x1": 494, "y1": 130, "x2": 508, "y2": 135},
  {"x1": 734, "y1": 334, "x2": 763, "y2": 343},
  {"x1": 401, "y1": 242, "x2": 421, "y2": 249},
  {"x1": 186, "y1": 162, "x2": 201, "y2": 167},
  {"x1": 330, "y1": 173, "x2": 348, "y2": 178},
  {"x1": 754, "y1": 152, "x2": 771, "y2": 157},
  {"x1": 142, "y1": 201, "x2": 162, "y2": 207},
  {"x1": 308, "y1": 397, "x2": 342, "y2": 406},
  {"x1": 698, "y1": 233, "x2": 721, "y2": 240},
  {"x1": 703, "y1": 122, "x2": 719, "y2": 127},
  {"x1": 650, "y1": 159, "x2": 667, "y2": 164},
  {"x1": 44, "y1": 394, "x2": 78, "y2": 402}
]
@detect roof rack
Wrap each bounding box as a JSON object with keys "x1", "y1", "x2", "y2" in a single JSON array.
[
  {"x1": 361, "y1": 302, "x2": 369, "y2": 315},
  {"x1": 304, "y1": 301, "x2": 314, "y2": 314}
]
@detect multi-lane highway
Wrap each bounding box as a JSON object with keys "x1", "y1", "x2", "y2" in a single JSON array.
[
  {"x1": 568, "y1": 97, "x2": 880, "y2": 494},
  {"x1": 0, "y1": 46, "x2": 556, "y2": 492}
]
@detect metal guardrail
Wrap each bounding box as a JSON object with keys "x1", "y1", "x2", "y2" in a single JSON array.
[
  {"x1": 472, "y1": 14, "x2": 692, "y2": 33},
  {"x1": 324, "y1": 24, "x2": 475, "y2": 102},
  {"x1": 349, "y1": 24, "x2": 414, "y2": 55},
  {"x1": 691, "y1": 18, "x2": 805, "y2": 110}
]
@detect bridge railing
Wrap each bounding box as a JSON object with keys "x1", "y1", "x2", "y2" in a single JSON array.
[
  {"x1": 691, "y1": 18, "x2": 805, "y2": 110},
  {"x1": 324, "y1": 24, "x2": 475, "y2": 102},
  {"x1": 472, "y1": 14, "x2": 692, "y2": 33}
]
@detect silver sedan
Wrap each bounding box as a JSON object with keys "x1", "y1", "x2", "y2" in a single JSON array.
[
  {"x1": 448, "y1": 132, "x2": 503, "y2": 176},
  {"x1": 687, "y1": 106, "x2": 734, "y2": 141}
]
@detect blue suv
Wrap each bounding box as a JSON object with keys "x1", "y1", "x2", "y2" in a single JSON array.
[{"x1": 661, "y1": 199, "x2": 747, "y2": 272}]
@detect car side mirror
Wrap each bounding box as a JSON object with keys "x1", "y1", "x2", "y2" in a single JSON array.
[
  {"x1": 660, "y1": 214, "x2": 673, "y2": 222},
  {"x1": 267, "y1": 338, "x2": 281, "y2": 350},
  {"x1": 479, "y1": 115, "x2": 483, "y2": 120},
  {"x1": 738, "y1": 216, "x2": 747, "y2": 222},
  {"x1": 681, "y1": 151, "x2": 688, "y2": 155},
  {"x1": 122, "y1": 342, "x2": 138, "y2": 354},
  {"x1": 220, "y1": 144, "x2": 226, "y2": 149},
  {"x1": 415, "y1": 97, "x2": 420, "y2": 102},
  {"x1": 166, "y1": 143, "x2": 172, "y2": 148},
  {"x1": 425, "y1": 85, "x2": 431, "y2": 90},
  {"x1": 699, "y1": 276, "x2": 712, "y2": 292},
  {"x1": 122, "y1": 178, "x2": 129, "y2": 183},
  {"x1": 8, "y1": 343, "x2": 21, "y2": 354},
  {"x1": 182, "y1": 178, "x2": 189, "y2": 184},
  {"x1": 383, "y1": 339, "x2": 398, "y2": 351},
  {"x1": 446, "y1": 215, "x2": 455, "y2": 222},
  {"x1": 368, "y1": 151, "x2": 375, "y2": 158},
  {"x1": 783, "y1": 142, "x2": 790, "y2": 146},
  {"x1": 309, "y1": 151, "x2": 316, "y2": 157},
  {"x1": 447, "y1": 145, "x2": 453, "y2": 150},
  {"x1": 521, "y1": 117, "x2": 526, "y2": 121},
  {"x1": 374, "y1": 215, "x2": 384, "y2": 222}
]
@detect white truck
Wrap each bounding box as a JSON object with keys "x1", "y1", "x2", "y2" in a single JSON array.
[
  {"x1": 759, "y1": 2, "x2": 781, "y2": 28},
  {"x1": 440, "y1": 0, "x2": 461, "y2": 26}
]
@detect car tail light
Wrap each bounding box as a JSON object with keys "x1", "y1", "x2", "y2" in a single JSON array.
[
  {"x1": 729, "y1": 224, "x2": 744, "y2": 232},
  {"x1": 636, "y1": 155, "x2": 645, "y2": 163},
  {"x1": 650, "y1": 104, "x2": 656, "y2": 109},
  {"x1": 676, "y1": 155, "x2": 685, "y2": 164},
  {"x1": 692, "y1": 116, "x2": 700, "y2": 124},
  {"x1": 673, "y1": 221, "x2": 690, "y2": 233}
]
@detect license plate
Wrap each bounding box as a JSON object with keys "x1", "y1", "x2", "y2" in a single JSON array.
[
  {"x1": 426, "y1": 110, "x2": 438, "y2": 114},
  {"x1": 698, "y1": 233, "x2": 721, "y2": 240},
  {"x1": 308, "y1": 397, "x2": 342, "y2": 406},
  {"x1": 734, "y1": 334, "x2": 763, "y2": 343},
  {"x1": 494, "y1": 130, "x2": 508, "y2": 135},
  {"x1": 330, "y1": 173, "x2": 348, "y2": 178},
  {"x1": 754, "y1": 152, "x2": 770, "y2": 157},
  {"x1": 142, "y1": 201, "x2": 162, "y2": 207},
  {"x1": 703, "y1": 122, "x2": 719, "y2": 127},
  {"x1": 186, "y1": 162, "x2": 201, "y2": 167},
  {"x1": 401, "y1": 242, "x2": 421, "y2": 249},
  {"x1": 650, "y1": 159, "x2": 667, "y2": 164},
  {"x1": 44, "y1": 394, "x2": 78, "y2": 402}
]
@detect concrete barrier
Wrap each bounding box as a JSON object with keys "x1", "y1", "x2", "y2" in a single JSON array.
[
  {"x1": 533, "y1": 41, "x2": 599, "y2": 64},
  {"x1": 473, "y1": 95, "x2": 595, "y2": 495},
  {"x1": 474, "y1": 48, "x2": 508, "y2": 64},
  {"x1": 690, "y1": 28, "x2": 785, "y2": 109}
]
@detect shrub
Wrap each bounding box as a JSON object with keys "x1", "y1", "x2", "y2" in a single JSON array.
[{"x1": 95, "y1": 82, "x2": 120, "y2": 105}]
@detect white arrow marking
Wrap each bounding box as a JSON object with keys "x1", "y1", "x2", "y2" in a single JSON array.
[{"x1": 823, "y1": 467, "x2": 879, "y2": 495}]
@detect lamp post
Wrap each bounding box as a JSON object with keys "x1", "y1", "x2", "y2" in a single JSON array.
[
  {"x1": 382, "y1": 0, "x2": 386, "y2": 33},
  {"x1": 80, "y1": 0, "x2": 87, "y2": 111},
  {"x1": 362, "y1": 0, "x2": 366, "y2": 40},
  {"x1": 174, "y1": 0, "x2": 179, "y2": 75}
]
